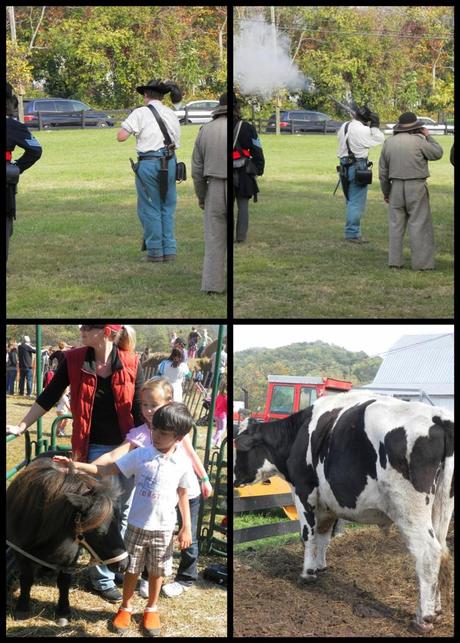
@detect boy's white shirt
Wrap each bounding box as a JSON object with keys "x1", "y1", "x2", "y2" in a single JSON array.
[{"x1": 116, "y1": 443, "x2": 195, "y2": 531}]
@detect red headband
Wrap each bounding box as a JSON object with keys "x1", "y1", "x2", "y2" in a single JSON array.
[{"x1": 106, "y1": 324, "x2": 123, "y2": 331}]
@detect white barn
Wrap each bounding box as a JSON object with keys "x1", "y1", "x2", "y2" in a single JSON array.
[{"x1": 358, "y1": 333, "x2": 454, "y2": 412}]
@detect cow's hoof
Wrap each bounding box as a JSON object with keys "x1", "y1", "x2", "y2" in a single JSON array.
[
  {"x1": 409, "y1": 619, "x2": 434, "y2": 634},
  {"x1": 299, "y1": 574, "x2": 317, "y2": 584},
  {"x1": 14, "y1": 610, "x2": 30, "y2": 621},
  {"x1": 56, "y1": 616, "x2": 70, "y2": 627},
  {"x1": 434, "y1": 610, "x2": 442, "y2": 623},
  {"x1": 317, "y1": 567, "x2": 328, "y2": 574}
]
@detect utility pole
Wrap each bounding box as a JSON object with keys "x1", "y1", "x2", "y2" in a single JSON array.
[
  {"x1": 271, "y1": 6, "x2": 280, "y2": 135},
  {"x1": 7, "y1": 6, "x2": 24, "y2": 122}
]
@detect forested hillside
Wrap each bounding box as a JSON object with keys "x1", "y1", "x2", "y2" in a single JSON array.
[{"x1": 234, "y1": 341, "x2": 382, "y2": 410}]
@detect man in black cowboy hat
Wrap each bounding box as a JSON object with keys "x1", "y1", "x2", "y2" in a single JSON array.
[
  {"x1": 191, "y1": 92, "x2": 227, "y2": 293},
  {"x1": 117, "y1": 79, "x2": 182, "y2": 262},
  {"x1": 379, "y1": 112, "x2": 443, "y2": 270}
]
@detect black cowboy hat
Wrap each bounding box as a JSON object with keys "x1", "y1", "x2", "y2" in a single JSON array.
[
  {"x1": 212, "y1": 92, "x2": 228, "y2": 118},
  {"x1": 136, "y1": 79, "x2": 171, "y2": 96}
]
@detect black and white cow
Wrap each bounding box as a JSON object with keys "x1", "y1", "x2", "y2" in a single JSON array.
[{"x1": 234, "y1": 392, "x2": 454, "y2": 633}]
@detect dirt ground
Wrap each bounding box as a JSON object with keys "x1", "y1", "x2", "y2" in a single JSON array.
[{"x1": 234, "y1": 524, "x2": 454, "y2": 637}]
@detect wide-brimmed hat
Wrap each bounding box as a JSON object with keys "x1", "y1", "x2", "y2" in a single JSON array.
[
  {"x1": 136, "y1": 79, "x2": 171, "y2": 96},
  {"x1": 393, "y1": 112, "x2": 425, "y2": 132},
  {"x1": 212, "y1": 93, "x2": 228, "y2": 118}
]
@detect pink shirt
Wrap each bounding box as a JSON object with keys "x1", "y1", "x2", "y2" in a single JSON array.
[{"x1": 214, "y1": 393, "x2": 228, "y2": 420}]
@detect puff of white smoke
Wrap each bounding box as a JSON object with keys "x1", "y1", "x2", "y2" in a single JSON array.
[{"x1": 234, "y1": 17, "x2": 311, "y2": 99}]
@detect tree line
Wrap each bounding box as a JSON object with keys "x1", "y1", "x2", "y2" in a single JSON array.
[
  {"x1": 7, "y1": 6, "x2": 227, "y2": 108},
  {"x1": 235, "y1": 6, "x2": 454, "y2": 120},
  {"x1": 234, "y1": 341, "x2": 382, "y2": 411}
]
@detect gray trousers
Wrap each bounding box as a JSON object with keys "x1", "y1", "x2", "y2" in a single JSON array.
[
  {"x1": 233, "y1": 195, "x2": 249, "y2": 242},
  {"x1": 388, "y1": 179, "x2": 435, "y2": 270},
  {"x1": 201, "y1": 177, "x2": 227, "y2": 292}
]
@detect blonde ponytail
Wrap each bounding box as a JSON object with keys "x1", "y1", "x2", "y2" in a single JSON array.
[{"x1": 113, "y1": 325, "x2": 136, "y2": 353}]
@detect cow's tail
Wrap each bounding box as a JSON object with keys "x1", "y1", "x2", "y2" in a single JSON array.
[{"x1": 431, "y1": 416, "x2": 454, "y2": 605}]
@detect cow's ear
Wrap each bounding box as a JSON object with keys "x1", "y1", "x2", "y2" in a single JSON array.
[{"x1": 235, "y1": 427, "x2": 263, "y2": 452}]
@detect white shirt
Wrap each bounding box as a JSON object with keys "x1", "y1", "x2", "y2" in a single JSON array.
[
  {"x1": 125, "y1": 423, "x2": 200, "y2": 499},
  {"x1": 337, "y1": 119, "x2": 384, "y2": 159},
  {"x1": 121, "y1": 99, "x2": 181, "y2": 153},
  {"x1": 116, "y1": 444, "x2": 195, "y2": 531},
  {"x1": 163, "y1": 362, "x2": 189, "y2": 402}
]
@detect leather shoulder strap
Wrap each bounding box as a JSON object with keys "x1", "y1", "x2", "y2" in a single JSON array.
[{"x1": 146, "y1": 104, "x2": 173, "y2": 147}]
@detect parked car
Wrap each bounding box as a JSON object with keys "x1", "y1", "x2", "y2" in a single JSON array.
[
  {"x1": 23, "y1": 98, "x2": 115, "y2": 128},
  {"x1": 173, "y1": 100, "x2": 219, "y2": 124},
  {"x1": 265, "y1": 110, "x2": 343, "y2": 133},
  {"x1": 384, "y1": 116, "x2": 454, "y2": 135}
]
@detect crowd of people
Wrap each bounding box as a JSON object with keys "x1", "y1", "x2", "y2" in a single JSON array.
[{"x1": 6, "y1": 324, "x2": 227, "y2": 635}]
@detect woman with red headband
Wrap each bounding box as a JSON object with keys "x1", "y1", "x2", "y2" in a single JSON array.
[{"x1": 7, "y1": 323, "x2": 144, "y2": 603}]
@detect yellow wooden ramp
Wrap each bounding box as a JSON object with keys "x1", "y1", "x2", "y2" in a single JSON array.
[{"x1": 235, "y1": 476, "x2": 298, "y2": 520}]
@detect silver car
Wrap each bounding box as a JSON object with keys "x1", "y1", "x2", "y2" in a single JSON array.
[{"x1": 174, "y1": 100, "x2": 219, "y2": 125}]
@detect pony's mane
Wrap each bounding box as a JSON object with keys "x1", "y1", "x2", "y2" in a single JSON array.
[{"x1": 7, "y1": 458, "x2": 120, "y2": 550}]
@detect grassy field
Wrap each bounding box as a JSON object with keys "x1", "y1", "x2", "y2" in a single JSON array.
[
  {"x1": 233, "y1": 133, "x2": 454, "y2": 318},
  {"x1": 7, "y1": 126, "x2": 227, "y2": 318}
]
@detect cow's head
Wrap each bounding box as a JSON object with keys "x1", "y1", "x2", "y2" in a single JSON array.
[{"x1": 234, "y1": 426, "x2": 279, "y2": 487}]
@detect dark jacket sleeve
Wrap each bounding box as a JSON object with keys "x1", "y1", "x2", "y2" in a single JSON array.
[
  {"x1": 36, "y1": 359, "x2": 70, "y2": 411},
  {"x1": 132, "y1": 362, "x2": 145, "y2": 426},
  {"x1": 7, "y1": 118, "x2": 43, "y2": 173}
]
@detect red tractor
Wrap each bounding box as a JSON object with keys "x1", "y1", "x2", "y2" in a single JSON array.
[{"x1": 234, "y1": 375, "x2": 352, "y2": 428}]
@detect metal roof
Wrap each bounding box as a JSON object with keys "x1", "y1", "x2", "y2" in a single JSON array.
[{"x1": 364, "y1": 334, "x2": 453, "y2": 395}]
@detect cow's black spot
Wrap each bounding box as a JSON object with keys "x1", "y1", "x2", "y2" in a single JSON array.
[
  {"x1": 425, "y1": 496, "x2": 430, "y2": 505},
  {"x1": 384, "y1": 427, "x2": 410, "y2": 482},
  {"x1": 379, "y1": 442, "x2": 387, "y2": 469},
  {"x1": 428, "y1": 529, "x2": 434, "y2": 538},
  {"x1": 302, "y1": 526, "x2": 309, "y2": 542},
  {"x1": 286, "y1": 410, "x2": 318, "y2": 516},
  {"x1": 323, "y1": 400, "x2": 377, "y2": 509},
  {"x1": 304, "y1": 506, "x2": 315, "y2": 529},
  {"x1": 310, "y1": 408, "x2": 342, "y2": 469},
  {"x1": 410, "y1": 424, "x2": 445, "y2": 494},
  {"x1": 432, "y1": 416, "x2": 454, "y2": 457}
]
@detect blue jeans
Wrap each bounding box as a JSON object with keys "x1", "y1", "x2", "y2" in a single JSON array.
[
  {"x1": 19, "y1": 368, "x2": 33, "y2": 395},
  {"x1": 87, "y1": 443, "x2": 135, "y2": 591},
  {"x1": 175, "y1": 495, "x2": 200, "y2": 585},
  {"x1": 340, "y1": 157, "x2": 369, "y2": 238},
  {"x1": 136, "y1": 151, "x2": 177, "y2": 258},
  {"x1": 7, "y1": 369, "x2": 17, "y2": 394}
]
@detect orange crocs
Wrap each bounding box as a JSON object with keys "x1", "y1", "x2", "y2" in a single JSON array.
[
  {"x1": 112, "y1": 607, "x2": 132, "y2": 633},
  {"x1": 143, "y1": 609, "x2": 161, "y2": 636}
]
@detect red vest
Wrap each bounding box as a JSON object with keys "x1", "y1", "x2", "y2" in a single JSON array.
[{"x1": 65, "y1": 346, "x2": 139, "y2": 462}]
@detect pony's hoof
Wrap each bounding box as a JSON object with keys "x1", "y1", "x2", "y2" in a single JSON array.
[{"x1": 56, "y1": 616, "x2": 70, "y2": 627}]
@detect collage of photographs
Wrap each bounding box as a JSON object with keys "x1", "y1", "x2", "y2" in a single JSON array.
[{"x1": 6, "y1": 4, "x2": 454, "y2": 639}]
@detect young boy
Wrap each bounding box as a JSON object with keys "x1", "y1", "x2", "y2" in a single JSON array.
[{"x1": 54, "y1": 402, "x2": 194, "y2": 636}]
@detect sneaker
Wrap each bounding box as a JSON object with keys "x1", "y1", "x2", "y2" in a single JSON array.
[
  {"x1": 93, "y1": 586, "x2": 123, "y2": 603},
  {"x1": 142, "y1": 255, "x2": 163, "y2": 263},
  {"x1": 139, "y1": 577, "x2": 149, "y2": 598},
  {"x1": 163, "y1": 254, "x2": 176, "y2": 262},
  {"x1": 161, "y1": 581, "x2": 191, "y2": 598},
  {"x1": 344, "y1": 237, "x2": 369, "y2": 244},
  {"x1": 143, "y1": 609, "x2": 161, "y2": 636},
  {"x1": 112, "y1": 607, "x2": 132, "y2": 633}
]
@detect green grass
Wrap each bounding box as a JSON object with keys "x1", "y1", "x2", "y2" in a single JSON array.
[
  {"x1": 7, "y1": 126, "x2": 227, "y2": 317},
  {"x1": 233, "y1": 133, "x2": 454, "y2": 318}
]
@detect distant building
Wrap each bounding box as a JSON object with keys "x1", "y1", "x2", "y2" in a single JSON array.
[{"x1": 358, "y1": 333, "x2": 454, "y2": 412}]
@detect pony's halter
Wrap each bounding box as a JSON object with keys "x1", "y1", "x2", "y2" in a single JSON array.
[
  {"x1": 7, "y1": 513, "x2": 128, "y2": 573},
  {"x1": 74, "y1": 513, "x2": 128, "y2": 566}
]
